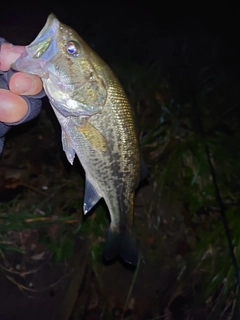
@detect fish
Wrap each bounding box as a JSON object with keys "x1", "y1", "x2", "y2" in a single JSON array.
[{"x1": 12, "y1": 14, "x2": 140, "y2": 265}]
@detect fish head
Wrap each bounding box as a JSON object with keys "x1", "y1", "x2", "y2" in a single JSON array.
[{"x1": 12, "y1": 14, "x2": 107, "y2": 117}]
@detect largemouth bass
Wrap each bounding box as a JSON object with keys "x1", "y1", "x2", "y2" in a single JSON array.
[{"x1": 12, "y1": 14, "x2": 140, "y2": 265}]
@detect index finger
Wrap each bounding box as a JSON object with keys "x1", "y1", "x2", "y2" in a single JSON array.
[{"x1": 0, "y1": 43, "x2": 25, "y2": 72}]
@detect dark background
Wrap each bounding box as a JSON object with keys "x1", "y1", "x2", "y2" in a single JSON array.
[
  {"x1": 1, "y1": 4, "x2": 239, "y2": 69},
  {"x1": 1, "y1": 3, "x2": 240, "y2": 320}
]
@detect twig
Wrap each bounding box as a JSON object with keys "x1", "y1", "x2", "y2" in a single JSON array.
[
  {"x1": 0, "y1": 254, "x2": 52, "y2": 276},
  {"x1": 21, "y1": 184, "x2": 49, "y2": 196},
  {"x1": 6, "y1": 267, "x2": 69, "y2": 294},
  {"x1": 24, "y1": 217, "x2": 79, "y2": 223}
]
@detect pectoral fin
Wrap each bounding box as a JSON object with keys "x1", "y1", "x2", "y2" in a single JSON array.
[
  {"x1": 61, "y1": 130, "x2": 75, "y2": 165},
  {"x1": 84, "y1": 179, "x2": 102, "y2": 215},
  {"x1": 78, "y1": 122, "x2": 108, "y2": 152}
]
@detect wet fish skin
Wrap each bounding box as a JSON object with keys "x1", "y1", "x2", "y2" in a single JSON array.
[{"x1": 12, "y1": 14, "x2": 140, "y2": 265}]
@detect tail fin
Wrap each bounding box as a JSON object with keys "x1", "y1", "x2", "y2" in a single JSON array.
[{"x1": 103, "y1": 229, "x2": 138, "y2": 266}]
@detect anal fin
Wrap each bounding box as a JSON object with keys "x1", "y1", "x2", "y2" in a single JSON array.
[{"x1": 84, "y1": 179, "x2": 102, "y2": 215}]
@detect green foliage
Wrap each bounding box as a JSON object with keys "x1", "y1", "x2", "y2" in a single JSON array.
[
  {"x1": 0, "y1": 124, "x2": 84, "y2": 261},
  {"x1": 1, "y1": 31, "x2": 240, "y2": 317},
  {"x1": 81, "y1": 204, "x2": 109, "y2": 263},
  {"x1": 80, "y1": 204, "x2": 108, "y2": 237},
  {"x1": 0, "y1": 194, "x2": 79, "y2": 262},
  {"x1": 40, "y1": 232, "x2": 75, "y2": 262},
  {"x1": 121, "y1": 45, "x2": 240, "y2": 315}
]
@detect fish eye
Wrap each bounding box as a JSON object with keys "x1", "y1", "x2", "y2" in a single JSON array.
[{"x1": 66, "y1": 41, "x2": 80, "y2": 56}]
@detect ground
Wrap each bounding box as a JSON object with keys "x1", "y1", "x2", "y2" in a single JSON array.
[
  {"x1": 0, "y1": 102, "x2": 197, "y2": 319},
  {"x1": 1, "y1": 10, "x2": 237, "y2": 319}
]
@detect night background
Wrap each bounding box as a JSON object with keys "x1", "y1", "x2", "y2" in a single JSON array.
[{"x1": 1, "y1": 3, "x2": 240, "y2": 320}]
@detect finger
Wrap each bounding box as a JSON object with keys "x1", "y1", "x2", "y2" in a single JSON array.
[
  {"x1": 0, "y1": 43, "x2": 25, "y2": 71},
  {"x1": 0, "y1": 89, "x2": 28, "y2": 123},
  {"x1": 9, "y1": 72, "x2": 43, "y2": 95}
]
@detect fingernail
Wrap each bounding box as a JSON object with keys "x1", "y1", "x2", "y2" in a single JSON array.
[{"x1": 14, "y1": 77, "x2": 34, "y2": 94}]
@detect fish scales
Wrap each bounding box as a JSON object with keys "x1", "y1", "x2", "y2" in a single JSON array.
[
  {"x1": 12, "y1": 14, "x2": 140, "y2": 265},
  {"x1": 54, "y1": 74, "x2": 140, "y2": 230}
]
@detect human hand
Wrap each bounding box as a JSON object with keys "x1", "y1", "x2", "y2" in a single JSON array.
[{"x1": 0, "y1": 43, "x2": 43, "y2": 123}]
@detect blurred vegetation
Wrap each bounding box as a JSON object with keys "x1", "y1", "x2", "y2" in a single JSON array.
[
  {"x1": 116, "y1": 31, "x2": 240, "y2": 318},
  {"x1": 1, "y1": 22, "x2": 240, "y2": 318}
]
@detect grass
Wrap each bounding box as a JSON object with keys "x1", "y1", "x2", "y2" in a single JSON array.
[{"x1": 1, "y1": 38, "x2": 240, "y2": 318}]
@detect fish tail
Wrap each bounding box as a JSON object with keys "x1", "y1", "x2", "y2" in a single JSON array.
[{"x1": 103, "y1": 228, "x2": 138, "y2": 266}]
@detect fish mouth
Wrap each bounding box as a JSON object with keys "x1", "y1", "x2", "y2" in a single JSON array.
[{"x1": 12, "y1": 14, "x2": 60, "y2": 76}]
